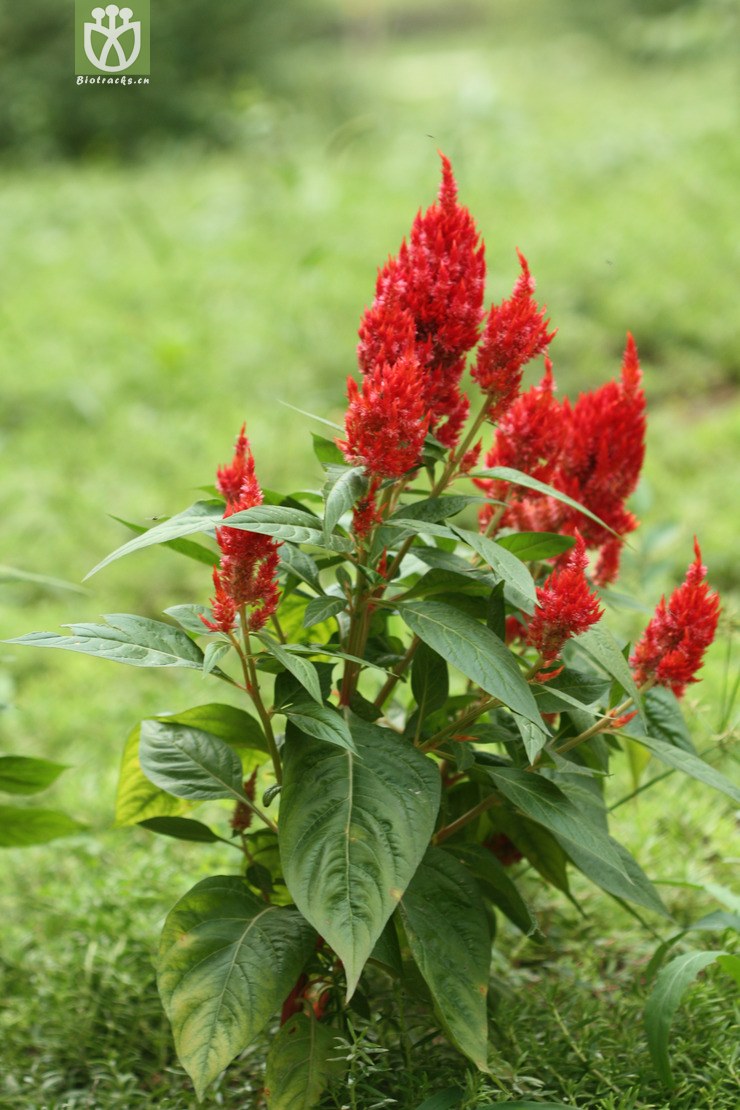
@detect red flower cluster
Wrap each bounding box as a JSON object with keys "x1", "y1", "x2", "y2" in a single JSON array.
[
  {"x1": 478, "y1": 335, "x2": 646, "y2": 585},
  {"x1": 338, "y1": 353, "x2": 429, "y2": 480},
  {"x1": 630, "y1": 539, "x2": 720, "y2": 697},
  {"x1": 472, "y1": 250, "x2": 556, "y2": 420},
  {"x1": 356, "y1": 153, "x2": 486, "y2": 448},
  {"x1": 526, "y1": 534, "x2": 603, "y2": 664},
  {"x1": 202, "y1": 426, "x2": 280, "y2": 635}
]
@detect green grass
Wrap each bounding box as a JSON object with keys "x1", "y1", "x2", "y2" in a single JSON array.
[{"x1": 1, "y1": 4, "x2": 739, "y2": 1107}]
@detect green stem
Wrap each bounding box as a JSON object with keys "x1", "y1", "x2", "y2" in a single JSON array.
[
  {"x1": 373, "y1": 635, "x2": 420, "y2": 709},
  {"x1": 420, "y1": 695, "x2": 499, "y2": 753},
  {"x1": 433, "y1": 792, "x2": 501, "y2": 845}
]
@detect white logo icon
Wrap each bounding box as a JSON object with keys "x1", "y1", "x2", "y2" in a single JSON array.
[{"x1": 84, "y1": 5, "x2": 141, "y2": 73}]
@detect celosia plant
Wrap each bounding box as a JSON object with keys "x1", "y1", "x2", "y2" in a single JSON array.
[{"x1": 8, "y1": 157, "x2": 735, "y2": 1106}]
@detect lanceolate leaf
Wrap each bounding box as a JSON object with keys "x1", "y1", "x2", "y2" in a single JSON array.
[
  {"x1": 138, "y1": 816, "x2": 224, "y2": 844},
  {"x1": 486, "y1": 768, "x2": 667, "y2": 915},
  {"x1": 160, "y1": 703, "x2": 268, "y2": 755},
  {"x1": 0, "y1": 806, "x2": 85, "y2": 847},
  {"x1": 279, "y1": 720, "x2": 440, "y2": 998},
  {"x1": 263, "y1": 1012, "x2": 343, "y2": 1110},
  {"x1": 139, "y1": 720, "x2": 255, "y2": 804},
  {"x1": 390, "y1": 496, "x2": 479, "y2": 523},
  {"x1": 627, "y1": 734, "x2": 740, "y2": 804},
  {"x1": 303, "y1": 595, "x2": 346, "y2": 628},
  {"x1": 495, "y1": 531, "x2": 576, "y2": 562},
  {"x1": 573, "y1": 624, "x2": 646, "y2": 730},
  {"x1": 398, "y1": 848, "x2": 491, "y2": 1071},
  {"x1": 399, "y1": 601, "x2": 546, "y2": 737},
  {"x1": 86, "y1": 500, "x2": 223, "y2": 578},
  {"x1": 322, "y1": 465, "x2": 367, "y2": 538},
  {"x1": 109, "y1": 515, "x2": 218, "y2": 567},
  {"x1": 6, "y1": 614, "x2": 205, "y2": 670},
  {"x1": 411, "y1": 641, "x2": 449, "y2": 723},
  {"x1": 0, "y1": 755, "x2": 67, "y2": 796},
  {"x1": 157, "y1": 876, "x2": 316, "y2": 1099},
  {"x1": 473, "y1": 466, "x2": 616, "y2": 535},
  {"x1": 258, "y1": 635, "x2": 324, "y2": 705},
  {"x1": 645, "y1": 949, "x2": 728, "y2": 1086},
  {"x1": 451, "y1": 527, "x2": 536, "y2": 611},
  {"x1": 452, "y1": 844, "x2": 539, "y2": 938},
  {"x1": 643, "y1": 685, "x2": 696, "y2": 753},
  {"x1": 280, "y1": 543, "x2": 323, "y2": 594},
  {"x1": 283, "y1": 702, "x2": 357, "y2": 753}
]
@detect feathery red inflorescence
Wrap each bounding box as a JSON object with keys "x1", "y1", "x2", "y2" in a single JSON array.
[
  {"x1": 477, "y1": 335, "x2": 646, "y2": 585},
  {"x1": 339, "y1": 354, "x2": 430, "y2": 481},
  {"x1": 472, "y1": 250, "x2": 556, "y2": 421},
  {"x1": 526, "y1": 534, "x2": 603, "y2": 664},
  {"x1": 630, "y1": 539, "x2": 720, "y2": 698},
  {"x1": 356, "y1": 153, "x2": 485, "y2": 448},
  {"x1": 202, "y1": 426, "x2": 281, "y2": 635}
]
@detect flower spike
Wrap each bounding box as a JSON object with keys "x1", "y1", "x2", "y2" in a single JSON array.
[{"x1": 526, "y1": 533, "x2": 603, "y2": 664}]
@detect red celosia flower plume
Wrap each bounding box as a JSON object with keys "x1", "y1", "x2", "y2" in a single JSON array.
[
  {"x1": 202, "y1": 426, "x2": 281, "y2": 635},
  {"x1": 526, "y1": 534, "x2": 603, "y2": 664},
  {"x1": 339, "y1": 354, "x2": 430, "y2": 481},
  {"x1": 630, "y1": 539, "x2": 720, "y2": 698},
  {"x1": 472, "y1": 250, "x2": 556, "y2": 421},
  {"x1": 357, "y1": 153, "x2": 485, "y2": 448}
]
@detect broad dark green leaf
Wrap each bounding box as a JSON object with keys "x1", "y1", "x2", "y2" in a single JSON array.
[
  {"x1": 6, "y1": 614, "x2": 204, "y2": 670},
  {"x1": 280, "y1": 720, "x2": 440, "y2": 997},
  {"x1": 574, "y1": 624, "x2": 646, "y2": 730},
  {"x1": 645, "y1": 949, "x2": 727, "y2": 1086},
  {"x1": 411, "y1": 641, "x2": 449, "y2": 722},
  {"x1": 303, "y1": 595, "x2": 346, "y2": 628},
  {"x1": 86, "y1": 500, "x2": 223, "y2": 578},
  {"x1": 473, "y1": 467, "x2": 615, "y2": 535},
  {"x1": 486, "y1": 582, "x2": 506, "y2": 640},
  {"x1": 0, "y1": 806, "x2": 84, "y2": 847},
  {"x1": 369, "y1": 920, "x2": 404, "y2": 977},
  {"x1": 322, "y1": 465, "x2": 367, "y2": 538},
  {"x1": 158, "y1": 876, "x2": 316, "y2": 1099},
  {"x1": 399, "y1": 601, "x2": 546, "y2": 736},
  {"x1": 451, "y1": 527, "x2": 536, "y2": 611},
  {"x1": 496, "y1": 532, "x2": 576, "y2": 562},
  {"x1": 452, "y1": 844, "x2": 539, "y2": 937},
  {"x1": 138, "y1": 816, "x2": 223, "y2": 843},
  {"x1": 486, "y1": 768, "x2": 666, "y2": 915},
  {"x1": 139, "y1": 720, "x2": 252, "y2": 803},
  {"x1": 532, "y1": 668, "x2": 610, "y2": 714},
  {"x1": 643, "y1": 686, "x2": 696, "y2": 753},
  {"x1": 0, "y1": 755, "x2": 67, "y2": 796},
  {"x1": 263, "y1": 1012, "x2": 342, "y2": 1110},
  {"x1": 283, "y1": 702, "x2": 356, "y2": 753},
  {"x1": 627, "y1": 734, "x2": 740, "y2": 804},
  {"x1": 115, "y1": 725, "x2": 190, "y2": 826},
  {"x1": 398, "y1": 848, "x2": 491, "y2": 1071},
  {"x1": 258, "y1": 635, "x2": 323, "y2": 705}
]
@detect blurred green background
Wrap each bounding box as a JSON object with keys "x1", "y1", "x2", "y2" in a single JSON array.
[{"x1": 0, "y1": 1, "x2": 738, "y2": 1103}]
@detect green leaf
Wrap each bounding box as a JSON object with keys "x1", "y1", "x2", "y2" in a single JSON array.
[
  {"x1": 202, "y1": 640, "x2": 231, "y2": 676},
  {"x1": 413, "y1": 1090, "x2": 464, "y2": 1110},
  {"x1": 486, "y1": 582, "x2": 506, "y2": 640},
  {"x1": 258, "y1": 635, "x2": 323, "y2": 705},
  {"x1": 643, "y1": 686, "x2": 696, "y2": 753},
  {"x1": 279, "y1": 720, "x2": 441, "y2": 998},
  {"x1": 0, "y1": 564, "x2": 87, "y2": 593},
  {"x1": 0, "y1": 755, "x2": 67, "y2": 796},
  {"x1": 280, "y1": 544, "x2": 323, "y2": 594},
  {"x1": 411, "y1": 641, "x2": 449, "y2": 722},
  {"x1": 283, "y1": 702, "x2": 356, "y2": 753},
  {"x1": 109, "y1": 515, "x2": 218, "y2": 567},
  {"x1": 115, "y1": 725, "x2": 189, "y2": 826},
  {"x1": 486, "y1": 769, "x2": 667, "y2": 915},
  {"x1": 164, "y1": 603, "x2": 213, "y2": 635},
  {"x1": 158, "y1": 875, "x2": 316, "y2": 1099},
  {"x1": 627, "y1": 734, "x2": 740, "y2": 804},
  {"x1": 398, "y1": 848, "x2": 491, "y2": 1071},
  {"x1": 495, "y1": 532, "x2": 576, "y2": 562},
  {"x1": 312, "y1": 433, "x2": 345, "y2": 468},
  {"x1": 86, "y1": 500, "x2": 223, "y2": 578},
  {"x1": 162, "y1": 703, "x2": 268, "y2": 755},
  {"x1": 532, "y1": 668, "x2": 610, "y2": 714},
  {"x1": 303, "y1": 595, "x2": 346, "y2": 628},
  {"x1": 322, "y1": 465, "x2": 367, "y2": 538},
  {"x1": 5, "y1": 614, "x2": 205, "y2": 670},
  {"x1": 473, "y1": 466, "x2": 616, "y2": 535},
  {"x1": 263, "y1": 1012, "x2": 342, "y2": 1110},
  {"x1": 0, "y1": 806, "x2": 84, "y2": 847},
  {"x1": 451, "y1": 527, "x2": 536, "y2": 611},
  {"x1": 399, "y1": 601, "x2": 546, "y2": 736},
  {"x1": 574, "y1": 624, "x2": 646, "y2": 730},
  {"x1": 139, "y1": 720, "x2": 253, "y2": 803},
  {"x1": 390, "y1": 496, "x2": 479, "y2": 523},
  {"x1": 223, "y1": 506, "x2": 352, "y2": 553},
  {"x1": 452, "y1": 844, "x2": 540, "y2": 938},
  {"x1": 645, "y1": 949, "x2": 728, "y2": 1086},
  {"x1": 138, "y1": 816, "x2": 223, "y2": 843},
  {"x1": 369, "y1": 919, "x2": 404, "y2": 977}
]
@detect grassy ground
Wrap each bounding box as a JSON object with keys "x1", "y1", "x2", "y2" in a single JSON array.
[{"x1": 1, "y1": 3, "x2": 738, "y2": 1107}]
